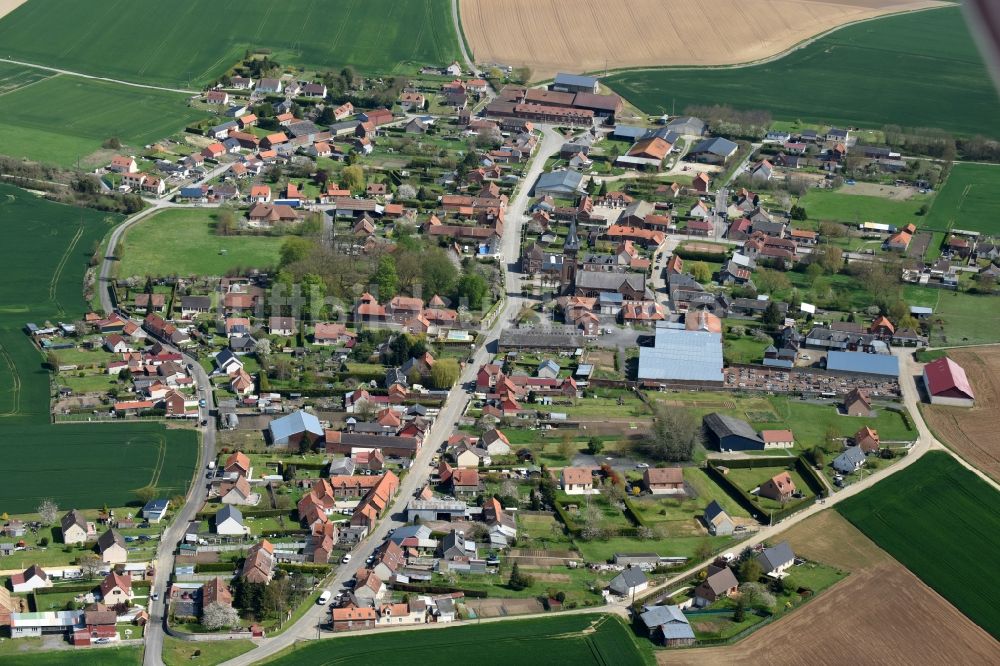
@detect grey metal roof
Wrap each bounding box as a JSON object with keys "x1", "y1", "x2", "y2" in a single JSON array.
[
  {"x1": 666, "y1": 116, "x2": 706, "y2": 135},
  {"x1": 758, "y1": 541, "x2": 795, "y2": 573},
  {"x1": 268, "y1": 410, "x2": 323, "y2": 441},
  {"x1": 553, "y1": 72, "x2": 598, "y2": 88},
  {"x1": 638, "y1": 328, "x2": 724, "y2": 382},
  {"x1": 703, "y1": 412, "x2": 763, "y2": 443},
  {"x1": 691, "y1": 136, "x2": 738, "y2": 157},
  {"x1": 389, "y1": 524, "x2": 432, "y2": 543},
  {"x1": 826, "y1": 351, "x2": 899, "y2": 377},
  {"x1": 535, "y1": 169, "x2": 583, "y2": 194},
  {"x1": 613, "y1": 125, "x2": 648, "y2": 140},
  {"x1": 640, "y1": 605, "x2": 693, "y2": 638}
]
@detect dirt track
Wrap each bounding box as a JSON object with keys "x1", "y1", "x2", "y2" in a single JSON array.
[
  {"x1": 460, "y1": 0, "x2": 944, "y2": 80},
  {"x1": 663, "y1": 512, "x2": 1000, "y2": 665},
  {"x1": 922, "y1": 346, "x2": 1000, "y2": 483}
]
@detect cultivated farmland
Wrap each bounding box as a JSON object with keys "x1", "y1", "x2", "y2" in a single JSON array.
[
  {"x1": 0, "y1": 0, "x2": 460, "y2": 88},
  {"x1": 265, "y1": 614, "x2": 649, "y2": 665},
  {"x1": 606, "y1": 8, "x2": 1000, "y2": 138},
  {"x1": 460, "y1": 0, "x2": 940, "y2": 81},
  {"x1": 118, "y1": 208, "x2": 284, "y2": 278},
  {"x1": 667, "y1": 511, "x2": 1000, "y2": 665},
  {"x1": 924, "y1": 163, "x2": 1000, "y2": 234},
  {"x1": 0, "y1": 64, "x2": 206, "y2": 167},
  {"x1": 921, "y1": 347, "x2": 1000, "y2": 483},
  {"x1": 0, "y1": 184, "x2": 198, "y2": 512},
  {"x1": 837, "y1": 451, "x2": 1000, "y2": 639}
]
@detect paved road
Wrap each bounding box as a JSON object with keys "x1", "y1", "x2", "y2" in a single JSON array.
[
  {"x1": 214, "y1": 125, "x2": 565, "y2": 665},
  {"x1": 97, "y1": 189, "x2": 221, "y2": 666},
  {"x1": 0, "y1": 57, "x2": 198, "y2": 94}
]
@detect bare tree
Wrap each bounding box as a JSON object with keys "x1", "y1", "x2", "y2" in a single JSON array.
[
  {"x1": 37, "y1": 499, "x2": 59, "y2": 525},
  {"x1": 77, "y1": 554, "x2": 102, "y2": 580}
]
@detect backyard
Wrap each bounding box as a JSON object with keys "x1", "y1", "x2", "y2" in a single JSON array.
[{"x1": 117, "y1": 208, "x2": 284, "y2": 278}]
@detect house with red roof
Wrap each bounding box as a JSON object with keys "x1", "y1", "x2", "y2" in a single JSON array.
[{"x1": 922, "y1": 357, "x2": 975, "y2": 407}]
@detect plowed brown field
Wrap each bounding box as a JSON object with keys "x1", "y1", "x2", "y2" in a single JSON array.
[
  {"x1": 460, "y1": 0, "x2": 944, "y2": 80},
  {"x1": 662, "y1": 512, "x2": 1000, "y2": 665},
  {"x1": 922, "y1": 346, "x2": 1000, "y2": 483}
]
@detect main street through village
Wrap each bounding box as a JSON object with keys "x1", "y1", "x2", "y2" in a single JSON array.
[{"x1": 97, "y1": 117, "x2": 994, "y2": 665}]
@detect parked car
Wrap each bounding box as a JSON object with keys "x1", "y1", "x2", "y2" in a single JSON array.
[{"x1": 341, "y1": 553, "x2": 352, "y2": 564}]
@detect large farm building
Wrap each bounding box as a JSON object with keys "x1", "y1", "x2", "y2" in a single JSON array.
[{"x1": 922, "y1": 357, "x2": 975, "y2": 407}]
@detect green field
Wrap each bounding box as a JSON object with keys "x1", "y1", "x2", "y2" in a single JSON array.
[
  {"x1": 605, "y1": 8, "x2": 1000, "y2": 138},
  {"x1": 0, "y1": 646, "x2": 141, "y2": 666},
  {"x1": 797, "y1": 189, "x2": 933, "y2": 228},
  {"x1": 924, "y1": 163, "x2": 1000, "y2": 234},
  {"x1": 118, "y1": 208, "x2": 284, "y2": 277},
  {"x1": 0, "y1": 0, "x2": 460, "y2": 88},
  {"x1": 0, "y1": 63, "x2": 206, "y2": 167},
  {"x1": 838, "y1": 451, "x2": 1000, "y2": 639},
  {"x1": 0, "y1": 184, "x2": 198, "y2": 512},
  {"x1": 163, "y1": 636, "x2": 256, "y2": 666},
  {"x1": 903, "y1": 286, "x2": 1000, "y2": 346},
  {"x1": 264, "y1": 614, "x2": 650, "y2": 666}
]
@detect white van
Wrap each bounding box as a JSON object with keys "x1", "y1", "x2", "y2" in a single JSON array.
[{"x1": 317, "y1": 590, "x2": 332, "y2": 605}]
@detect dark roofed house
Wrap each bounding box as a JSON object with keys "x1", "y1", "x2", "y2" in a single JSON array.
[
  {"x1": 640, "y1": 605, "x2": 695, "y2": 646},
  {"x1": 608, "y1": 567, "x2": 648, "y2": 597},
  {"x1": 757, "y1": 541, "x2": 795, "y2": 576},
  {"x1": 703, "y1": 500, "x2": 734, "y2": 536},
  {"x1": 694, "y1": 565, "x2": 739, "y2": 605},
  {"x1": 703, "y1": 413, "x2": 764, "y2": 451},
  {"x1": 689, "y1": 137, "x2": 738, "y2": 163}
]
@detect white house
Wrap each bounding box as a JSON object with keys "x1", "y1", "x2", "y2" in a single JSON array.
[
  {"x1": 215, "y1": 348, "x2": 244, "y2": 376},
  {"x1": 561, "y1": 467, "x2": 594, "y2": 495},
  {"x1": 215, "y1": 505, "x2": 248, "y2": 536},
  {"x1": 10, "y1": 565, "x2": 51, "y2": 593},
  {"x1": 833, "y1": 446, "x2": 866, "y2": 474}
]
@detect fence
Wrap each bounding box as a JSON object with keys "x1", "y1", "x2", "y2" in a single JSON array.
[{"x1": 706, "y1": 455, "x2": 826, "y2": 526}]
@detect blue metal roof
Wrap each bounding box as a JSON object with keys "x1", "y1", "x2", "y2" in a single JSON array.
[
  {"x1": 554, "y1": 72, "x2": 598, "y2": 88},
  {"x1": 269, "y1": 410, "x2": 323, "y2": 441},
  {"x1": 639, "y1": 327, "x2": 724, "y2": 382},
  {"x1": 826, "y1": 351, "x2": 899, "y2": 377}
]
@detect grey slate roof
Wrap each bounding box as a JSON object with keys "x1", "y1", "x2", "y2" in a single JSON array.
[
  {"x1": 608, "y1": 567, "x2": 648, "y2": 595},
  {"x1": 574, "y1": 271, "x2": 646, "y2": 293},
  {"x1": 834, "y1": 446, "x2": 866, "y2": 471},
  {"x1": 215, "y1": 505, "x2": 243, "y2": 526},
  {"x1": 703, "y1": 413, "x2": 763, "y2": 444},
  {"x1": 535, "y1": 169, "x2": 584, "y2": 195},
  {"x1": 703, "y1": 500, "x2": 729, "y2": 525},
  {"x1": 690, "y1": 137, "x2": 738, "y2": 157},
  {"x1": 757, "y1": 541, "x2": 795, "y2": 573}
]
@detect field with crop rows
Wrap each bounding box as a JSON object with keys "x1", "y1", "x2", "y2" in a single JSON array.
[
  {"x1": 606, "y1": 8, "x2": 1000, "y2": 138},
  {"x1": 0, "y1": 184, "x2": 198, "y2": 512},
  {"x1": 0, "y1": 0, "x2": 460, "y2": 88},
  {"x1": 837, "y1": 451, "x2": 1000, "y2": 639},
  {"x1": 264, "y1": 614, "x2": 650, "y2": 665},
  {"x1": 0, "y1": 63, "x2": 206, "y2": 167}
]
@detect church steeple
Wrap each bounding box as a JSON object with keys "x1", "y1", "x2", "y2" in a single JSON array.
[{"x1": 563, "y1": 220, "x2": 580, "y2": 253}]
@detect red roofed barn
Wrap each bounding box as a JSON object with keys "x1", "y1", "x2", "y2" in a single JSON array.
[{"x1": 922, "y1": 357, "x2": 975, "y2": 407}]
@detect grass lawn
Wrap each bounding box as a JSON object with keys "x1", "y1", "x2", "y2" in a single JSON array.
[
  {"x1": 796, "y1": 189, "x2": 933, "y2": 228},
  {"x1": 721, "y1": 465, "x2": 816, "y2": 511},
  {"x1": 723, "y1": 334, "x2": 769, "y2": 364},
  {"x1": 924, "y1": 163, "x2": 1000, "y2": 234},
  {"x1": 572, "y1": 534, "x2": 733, "y2": 563},
  {"x1": 0, "y1": 0, "x2": 460, "y2": 88},
  {"x1": 908, "y1": 287, "x2": 1000, "y2": 346},
  {"x1": 0, "y1": 65, "x2": 206, "y2": 167},
  {"x1": 118, "y1": 208, "x2": 284, "y2": 277},
  {"x1": 435, "y1": 565, "x2": 612, "y2": 607},
  {"x1": 838, "y1": 451, "x2": 1000, "y2": 639},
  {"x1": 605, "y1": 8, "x2": 1000, "y2": 138},
  {"x1": 162, "y1": 636, "x2": 256, "y2": 666},
  {"x1": 263, "y1": 613, "x2": 649, "y2": 666}
]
